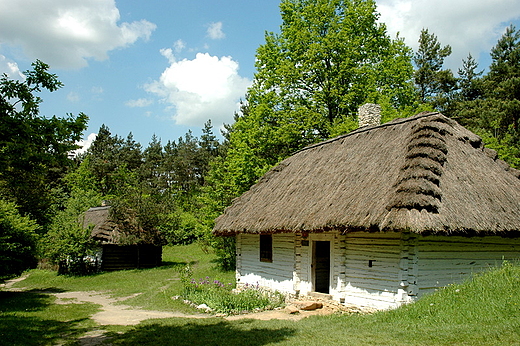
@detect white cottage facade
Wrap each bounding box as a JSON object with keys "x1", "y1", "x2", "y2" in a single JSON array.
[{"x1": 236, "y1": 231, "x2": 520, "y2": 309}]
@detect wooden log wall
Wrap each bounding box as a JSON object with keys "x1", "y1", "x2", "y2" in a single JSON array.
[
  {"x1": 236, "y1": 233, "x2": 296, "y2": 293},
  {"x1": 416, "y1": 235, "x2": 520, "y2": 297},
  {"x1": 101, "y1": 244, "x2": 162, "y2": 271},
  {"x1": 341, "y1": 231, "x2": 403, "y2": 308}
]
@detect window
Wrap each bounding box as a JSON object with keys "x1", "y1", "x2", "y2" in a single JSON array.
[{"x1": 260, "y1": 234, "x2": 273, "y2": 262}]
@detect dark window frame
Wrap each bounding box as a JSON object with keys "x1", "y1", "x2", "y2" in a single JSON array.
[{"x1": 260, "y1": 234, "x2": 273, "y2": 263}]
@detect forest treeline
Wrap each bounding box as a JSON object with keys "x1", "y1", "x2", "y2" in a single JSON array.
[{"x1": 2, "y1": 0, "x2": 519, "y2": 277}]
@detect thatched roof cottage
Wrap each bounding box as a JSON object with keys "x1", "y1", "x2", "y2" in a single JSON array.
[
  {"x1": 214, "y1": 108, "x2": 520, "y2": 309},
  {"x1": 83, "y1": 206, "x2": 162, "y2": 271}
]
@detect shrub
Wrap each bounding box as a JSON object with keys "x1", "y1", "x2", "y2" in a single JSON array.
[
  {"x1": 161, "y1": 211, "x2": 207, "y2": 245},
  {"x1": 0, "y1": 200, "x2": 39, "y2": 279},
  {"x1": 42, "y1": 189, "x2": 102, "y2": 275}
]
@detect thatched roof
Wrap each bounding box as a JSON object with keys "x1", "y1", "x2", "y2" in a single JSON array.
[
  {"x1": 213, "y1": 112, "x2": 520, "y2": 236},
  {"x1": 83, "y1": 206, "x2": 120, "y2": 244}
]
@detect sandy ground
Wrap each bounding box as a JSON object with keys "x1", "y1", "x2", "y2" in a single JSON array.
[{"x1": 53, "y1": 291, "x2": 207, "y2": 325}]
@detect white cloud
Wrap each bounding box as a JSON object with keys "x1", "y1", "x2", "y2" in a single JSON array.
[
  {"x1": 377, "y1": 0, "x2": 520, "y2": 70},
  {"x1": 71, "y1": 132, "x2": 97, "y2": 156},
  {"x1": 0, "y1": 0, "x2": 156, "y2": 69},
  {"x1": 0, "y1": 55, "x2": 24, "y2": 79},
  {"x1": 146, "y1": 52, "x2": 251, "y2": 128},
  {"x1": 67, "y1": 92, "x2": 80, "y2": 102},
  {"x1": 91, "y1": 86, "x2": 104, "y2": 94},
  {"x1": 160, "y1": 48, "x2": 176, "y2": 64},
  {"x1": 174, "y1": 39, "x2": 186, "y2": 53},
  {"x1": 207, "y1": 22, "x2": 226, "y2": 40},
  {"x1": 126, "y1": 98, "x2": 153, "y2": 107}
]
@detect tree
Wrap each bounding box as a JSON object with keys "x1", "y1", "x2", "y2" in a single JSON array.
[
  {"x1": 457, "y1": 53, "x2": 483, "y2": 102},
  {"x1": 456, "y1": 25, "x2": 520, "y2": 167},
  {"x1": 251, "y1": 0, "x2": 415, "y2": 139},
  {"x1": 413, "y1": 29, "x2": 457, "y2": 114},
  {"x1": 120, "y1": 133, "x2": 143, "y2": 172},
  {"x1": 198, "y1": 120, "x2": 221, "y2": 179},
  {"x1": 0, "y1": 60, "x2": 88, "y2": 227},
  {"x1": 109, "y1": 175, "x2": 171, "y2": 246},
  {"x1": 140, "y1": 134, "x2": 165, "y2": 191},
  {"x1": 86, "y1": 125, "x2": 119, "y2": 195},
  {"x1": 210, "y1": 0, "x2": 416, "y2": 199},
  {"x1": 485, "y1": 25, "x2": 520, "y2": 133},
  {"x1": 0, "y1": 200, "x2": 39, "y2": 279},
  {"x1": 86, "y1": 125, "x2": 143, "y2": 196},
  {"x1": 42, "y1": 188, "x2": 102, "y2": 275}
]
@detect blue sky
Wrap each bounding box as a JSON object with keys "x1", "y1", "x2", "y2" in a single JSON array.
[{"x1": 1, "y1": 0, "x2": 519, "y2": 151}]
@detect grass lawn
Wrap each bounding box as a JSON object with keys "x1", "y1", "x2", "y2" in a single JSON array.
[
  {"x1": 7, "y1": 244, "x2": 235, "y2": 313},
  {"x1": 1, "y1": 244, "x2": 520, "y2": 345}
]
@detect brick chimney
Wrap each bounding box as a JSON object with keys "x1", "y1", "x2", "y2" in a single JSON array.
[{"x1": 358, "y1": 103, "x2": 381, "y2": 128}]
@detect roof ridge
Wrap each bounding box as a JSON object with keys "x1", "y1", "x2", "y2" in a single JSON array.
[{"x1": 294, "y1": 112, "x2": 442, "y2": 155}]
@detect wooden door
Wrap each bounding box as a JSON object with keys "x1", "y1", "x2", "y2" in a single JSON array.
[{"x1": 313, "y1": 241, "x2": 330, "y2": 293}]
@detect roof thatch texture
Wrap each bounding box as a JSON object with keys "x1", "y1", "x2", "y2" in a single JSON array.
[
  {"x1": 83, "y1": 206, "x2": 120, "y2": 244},
  {"x1": 213, "y1": 112, "x2": 520, "y2": 235}
]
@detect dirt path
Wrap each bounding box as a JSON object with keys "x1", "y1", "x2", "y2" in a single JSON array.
[
  {"x1": 0, "y1": 274, "x2": 29, "y2": 291},
  {"x1": 52, "y1": 291, "x2": 209, "y2": 346},
  {"x1": 53, "y1": 291, "x2": 207, "y2": 325}
]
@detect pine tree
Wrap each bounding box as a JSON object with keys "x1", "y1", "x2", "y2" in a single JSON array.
[{"x1": 413, "y1": 28, "x2": 457, "y2": 114}]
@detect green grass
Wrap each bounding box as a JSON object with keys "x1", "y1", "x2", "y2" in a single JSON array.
[
  {"x1": 0, "y1": 244, "x2": 234, "y2": 345},
  {"x1": 2, "y1": 245, "x2": 520, "y2": 345},
  {"x1": 0, "y1": 290, "x2": 99, "y2": 346},
  {"x1": 8, "y1": 244, "x2": 235, "y2": 313}
]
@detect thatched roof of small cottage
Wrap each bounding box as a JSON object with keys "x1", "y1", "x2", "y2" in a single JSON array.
[
  {"x1": 83, "y1": 206, "x2": 120, "y2": 244},
  {"x1": 213, "y1": 112, "x2": 520, "y2": 235}
]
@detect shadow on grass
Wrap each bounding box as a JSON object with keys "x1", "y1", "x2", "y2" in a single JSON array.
[
  {"x1": 0, "y1": 290, "x2": 58, "y2": 312},
  {"x1": 0, "y1": 290, "x2": 92, "y2": 346},
  {"x1": 106, "y1": 319, "x2": 296, "y2": 346}
]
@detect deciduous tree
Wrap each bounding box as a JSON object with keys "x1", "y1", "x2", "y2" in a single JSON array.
[{"x1": 0, "y1": 60, "x2": 88, "y2": 227}]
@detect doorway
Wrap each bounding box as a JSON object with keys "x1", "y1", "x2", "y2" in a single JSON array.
[{"x1": 313, "y1": 241, "x2": 330, "y2": 293}]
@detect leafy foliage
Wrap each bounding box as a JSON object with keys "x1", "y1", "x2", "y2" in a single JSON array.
[
  {"x1": 109, "y1": 178, "x2": 171, "y2": 246},
  {"x1": 42, "y1": 188, "x2": 102, "y2": 275},
  {"x1": 0, "y1": 200, "x2": 39, "y2": 279},
  {"x1": 0, "y1": 60, "x2": 88, "y2": 227},
  {"x1": 455, "y1": 25, "x2": 520, "y2": 168}
]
